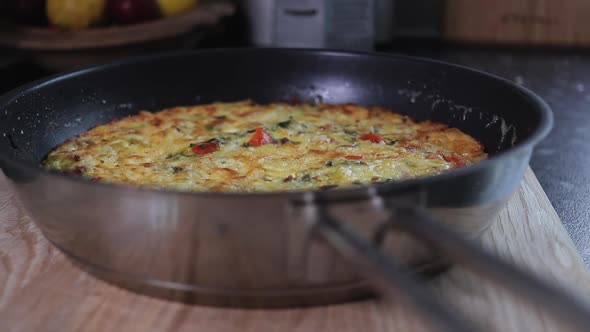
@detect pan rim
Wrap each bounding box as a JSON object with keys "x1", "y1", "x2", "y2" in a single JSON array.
[{"x1": 0, "y1": 47, "x2": 553, "y2": 199}]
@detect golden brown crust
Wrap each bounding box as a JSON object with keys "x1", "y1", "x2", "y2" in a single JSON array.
[{"x1": 43, "y1": 101, "x2": 487, "y2": 192}]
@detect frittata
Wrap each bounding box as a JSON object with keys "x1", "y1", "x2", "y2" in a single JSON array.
[{"x1": 43, "y1": 101, "x2": 486, "y2": 192}]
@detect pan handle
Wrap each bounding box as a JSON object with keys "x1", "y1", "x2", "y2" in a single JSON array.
[{"x1": 307, "y1": 194, "x2": 590, "y2": 332}]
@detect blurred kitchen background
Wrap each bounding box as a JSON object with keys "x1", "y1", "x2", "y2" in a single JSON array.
[
  {"x1": 1, "y1": 0, "x2": 590, "y2": 265},
  {"x1": 4, "y1": 0, "x2": 590, "y2": 73}
]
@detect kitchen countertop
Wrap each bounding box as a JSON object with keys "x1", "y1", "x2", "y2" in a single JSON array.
[{"x1": 1, "y1": 44, "x2": 589, "y2": 266}]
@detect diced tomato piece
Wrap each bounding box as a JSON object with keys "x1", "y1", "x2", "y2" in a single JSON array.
[
  {"x1": 345, "y1": 155, "x2": 364, "y2": 160},
  {"x1": 70, "y1": 166, "x2": 87, "y2": 175},
  {"x1": 249, "y1": 128, "x2": 275, "y2": 147},
  {"x1": 192, "y1": 139, "x2": 219, "y2": 155},
  {"x1": 360, "y1": 133, "x2": 384, "y2": 143},
  {"x1": 398, "y1": 140, "x2": 420, "y2": 150},
  {"x1": 443, "y1": 153, "x2": 467, "y2": 167}
]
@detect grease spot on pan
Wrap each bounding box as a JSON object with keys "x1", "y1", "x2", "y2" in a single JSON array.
[
  {"x1": 397, "y1": 89, "x2": 422, "y2": 103},
  {"x1": 397, "y1": 82, "x2": 519, "y2": 149},
  {"x1": 485, "y1": 115, "x2": 499, "y2": 128},
  {"x1": 117, "y1": 103, "x2": 134, "y2": 109},
  {"x1": 7, "y1": 134, "x2": 18, "y2": 149}
]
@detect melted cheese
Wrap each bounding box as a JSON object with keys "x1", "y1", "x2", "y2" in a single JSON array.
[{"x1": 43, "y1": 101, "x2": 486, "y2": 192}]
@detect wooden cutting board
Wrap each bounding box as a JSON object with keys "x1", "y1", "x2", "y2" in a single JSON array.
[
  {"x1": 445, "y1": 0, "x2": 590, "y2": 46},
  {"x1": 1, "y1": 169, "x2": 589, "y2": 332}
]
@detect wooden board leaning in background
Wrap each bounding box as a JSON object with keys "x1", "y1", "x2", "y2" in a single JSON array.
[
  {"x1": 0, "y1": 169, "x2": 589, "y2": 332},
  {"x1": 445, "y1": 0, "x2": 590, "y2": 46}
]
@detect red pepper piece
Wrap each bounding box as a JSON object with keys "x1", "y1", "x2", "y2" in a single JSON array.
[
  {"x1": 443, "y1": 153, "x2": 467, "y2": 167},
  {"x1": 345, "y1": 155, "x2": 364, "y2": 160},
  {"x1": 192, "y1": 139, "x2": 220, "y2": 155},
  {"x1": 360, "y1": 133, "x2": 384, "y2": 143},
  {"x1": 249, "y1": 128, "x2": 275, "y2": 147}
]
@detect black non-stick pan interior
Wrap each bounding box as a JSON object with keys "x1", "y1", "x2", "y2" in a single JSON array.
[{"x1": 0, "y1": 49, "x2": 549, "y2": 165}]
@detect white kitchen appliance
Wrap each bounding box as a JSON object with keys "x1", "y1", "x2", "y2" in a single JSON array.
[{"x1": 243, "y1": 0, "x2": 393, "y2": 50}]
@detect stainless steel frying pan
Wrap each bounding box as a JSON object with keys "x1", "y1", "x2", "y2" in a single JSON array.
[{"x1": 0, "y1": 49, "x2": 587, "y2": 331}]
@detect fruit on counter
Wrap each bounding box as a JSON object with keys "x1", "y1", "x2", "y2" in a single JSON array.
[
  {"x1": 5, "y1": 0, "x2": 201, "y2": 29},
  {"x1": 9, "y1": 0, "x2": 48, "y2": 26},
  {"x1": 107, "y1": 0, "x2": 159, "y2": 25},
  {"x1": 46, "y1": 0, "x2": 107, "y2": 29},
  {"x1": 155, "y1": 0, "x2": 198, "y2": 17}
]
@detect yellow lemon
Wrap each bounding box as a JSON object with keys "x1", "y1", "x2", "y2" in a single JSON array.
[
  {"x1": 47, "y1": 0, "x2": 107, "y2": 29},
  {"x1": 156, "y1": 0, "x2": 198, "y2": 17}
]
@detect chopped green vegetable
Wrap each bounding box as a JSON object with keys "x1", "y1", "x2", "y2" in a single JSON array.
[
  {"x1": 130, "y1": 123, "x2": 147, "y2": 129},
  {"x1": 386, "y1": 139, "x2": 398, "y2": 146},
  {"x1": 344, "y1": 129, "x2": 357, "y2": 136},
  {"x1": 278, "y1": 119, "x2": 292, "y2": 128}
]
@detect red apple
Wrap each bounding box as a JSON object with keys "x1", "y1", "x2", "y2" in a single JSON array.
[{"x1": 107, "y1": 0, "x2": 159, "y2": 25}]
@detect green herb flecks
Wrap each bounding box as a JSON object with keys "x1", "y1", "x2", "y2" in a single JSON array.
[{"x1": 277, "y1": 118, "x2": 292, "y2": 128}]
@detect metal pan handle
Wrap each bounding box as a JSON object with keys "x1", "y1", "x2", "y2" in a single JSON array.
[{"x1": 308, "y1": 194, "x2": 590, "y2": 332}]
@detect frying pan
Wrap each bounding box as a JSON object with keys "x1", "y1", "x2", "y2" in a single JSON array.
[{"x1": 0, "y1": 48, "x2": 587, "y2": 331}]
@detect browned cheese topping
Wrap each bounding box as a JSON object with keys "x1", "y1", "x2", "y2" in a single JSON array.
[{"x1": 44, "y1": 101, "x2": 487, "y2": 192}]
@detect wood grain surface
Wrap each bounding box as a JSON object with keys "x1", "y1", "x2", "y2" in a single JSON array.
[
  {"x1": 445, "y1": 0, "x2": 590, "y2": 46},
  {"x1": 0, "y1": 169, "x2": 589, "y2": 332}
]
